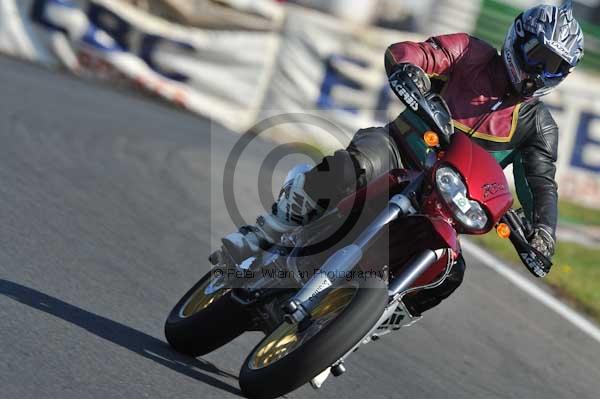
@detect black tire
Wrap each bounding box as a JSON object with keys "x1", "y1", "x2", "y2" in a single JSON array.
[
  {"x1": 165, "y1": 271, "x2": 250, "y2": 357},
  {"x1": 239, "y1": 276, "x2": 388, "y2": 399}
]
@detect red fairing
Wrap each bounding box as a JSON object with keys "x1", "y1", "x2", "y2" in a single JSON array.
[
  {"x1": 439, "y1": 133, "x2": 513, "y2": 228},
  {"x1": 429, "y1": 217, "x2": 458, "y2": 252}
]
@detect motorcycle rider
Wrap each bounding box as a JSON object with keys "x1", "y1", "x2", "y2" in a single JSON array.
[{"x1": 222, "y1": 3, "x2": 584, "y2": 319}]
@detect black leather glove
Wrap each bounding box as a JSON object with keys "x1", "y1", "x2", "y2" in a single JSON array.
[
  {"x1": 529, "y1": 225, "x2": 555, "y2": 259},
  {"x1": 390, "y1": 63, "x2": 431, "y2": 95}
]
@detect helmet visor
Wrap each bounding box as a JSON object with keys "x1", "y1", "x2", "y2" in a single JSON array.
[{"x1": 521, "y1": 37, "x2": 571, "y2": 77}]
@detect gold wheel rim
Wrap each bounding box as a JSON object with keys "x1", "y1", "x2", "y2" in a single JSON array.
[
  {"x1": 180, "y1": 275, "x2": 230, "y2": 318},
  {"x1": 248, "y1": 285, "x2": 357, "y2": 370}
]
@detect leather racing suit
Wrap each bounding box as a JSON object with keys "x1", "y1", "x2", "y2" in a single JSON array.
[{"x1": 300, "y1": 33, "x2": 559, "y2": 315}]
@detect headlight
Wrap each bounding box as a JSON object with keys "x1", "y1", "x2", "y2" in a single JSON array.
[{"x1": 435, "y1": 166, "x2": 488, "y2": 231}]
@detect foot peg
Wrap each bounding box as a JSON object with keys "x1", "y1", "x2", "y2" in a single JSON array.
[
  {"x1": 310, "y1": 363, "x2": 346, "y2": 390},
  {"x1": 331, "y1": 362, "x2": 346, "y2": 377},
  {"x1": 208, "y1": 250, "x2": 220, "y2": 265}
]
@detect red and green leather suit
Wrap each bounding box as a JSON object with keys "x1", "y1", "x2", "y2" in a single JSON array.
[
  {"x1": 384, "y1": 33, "x2": 559, "y2": 236},
  {"x1": 299, "y1": 34, "x2": 560, "y2": 314}
]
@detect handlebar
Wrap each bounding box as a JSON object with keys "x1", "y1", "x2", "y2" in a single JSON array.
[
  {"x1": 501, "y1": 209, "x2": 553, "y2": 278},
  {"x1": 388, "y1": 68, "x2": 454, "y2": 145}
]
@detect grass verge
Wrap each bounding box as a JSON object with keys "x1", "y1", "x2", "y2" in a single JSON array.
[
  {"x1": 559, "y1": 201, "x2": 600, "y2": 226},
  {"x1": 473, "y1": 232, "x2": 600, "y2": 321}
]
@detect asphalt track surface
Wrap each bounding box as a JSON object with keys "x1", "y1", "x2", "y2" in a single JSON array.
[{"x1": 1, "y1": 55, "x2": 600, "y2": 399}]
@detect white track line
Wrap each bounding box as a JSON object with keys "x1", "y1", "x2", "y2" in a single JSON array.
[{"x1": 462, "y1": 239, "x2": 600, "y2": 345}]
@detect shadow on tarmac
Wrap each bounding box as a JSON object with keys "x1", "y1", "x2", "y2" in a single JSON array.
[{"x1": 0, "y1": 279, "x2": 243, "y2": 397}]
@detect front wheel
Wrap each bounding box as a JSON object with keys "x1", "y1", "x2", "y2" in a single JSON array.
[
  {"x1": 165, "y1": 270, "x2": 250, "y2": 357},
  {"x1": 239, "y1": 276, "x2": 388, "y2": 399}
]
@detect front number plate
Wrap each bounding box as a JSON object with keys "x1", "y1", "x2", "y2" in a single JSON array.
[{"x1": 452, "y1": 192, "x2": 472, "y2": 213}]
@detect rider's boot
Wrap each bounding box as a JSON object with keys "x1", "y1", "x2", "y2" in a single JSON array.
[{"x1": 221, "y1": 166, "x2": 325, "y2": 263}]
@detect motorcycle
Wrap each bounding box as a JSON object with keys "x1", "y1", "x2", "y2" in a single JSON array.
[{"x1": 164, "y1": 71, "x2": 553, "y2": 399}]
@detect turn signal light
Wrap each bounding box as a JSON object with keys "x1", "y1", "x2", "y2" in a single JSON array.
[
  {"x1": 496, "y1": 223, "x2": 511, "y2": 239},
  {"x1": 423, "y1": 131, "x2": 440, "y2": 147}
]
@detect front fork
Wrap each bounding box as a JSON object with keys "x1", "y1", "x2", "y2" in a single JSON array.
[
  {"x1": 282, "y1": 187, "x2": 445, "y2": 325},
  {"x1": 304, "y1": 244, "x2": 449, "y2": 387}
]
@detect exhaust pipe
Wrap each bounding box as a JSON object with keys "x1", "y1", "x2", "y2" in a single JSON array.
[{"x1": 388, "y1": 249, "x2": 443, "y2": 297}]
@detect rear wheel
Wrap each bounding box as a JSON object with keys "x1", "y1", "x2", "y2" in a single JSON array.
[
  {"x1": 239, "y1": 276, "x2": 388, "y2": 399},
  {"x1": 165, "y1": 270, "x2": 250, "y2": 357}
]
